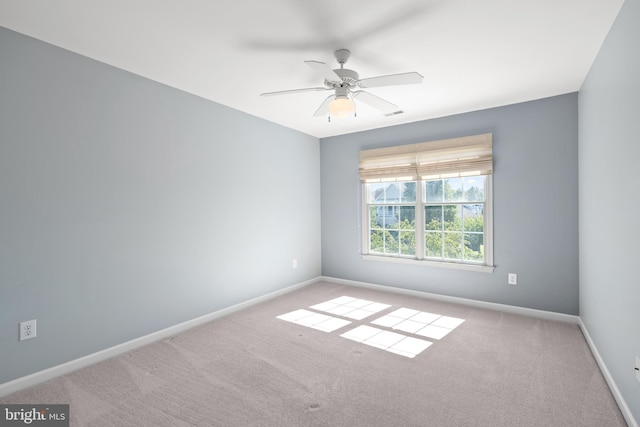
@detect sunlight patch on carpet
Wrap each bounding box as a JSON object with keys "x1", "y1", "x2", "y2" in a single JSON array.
[
  {"x1": 372, "y1": 309, "x2": 465, "y2": 340},
  {"x1": 276, "y1": 309, "x2": 352, "y2": 332},
  {"x1": 309, "y1": 296, "x2": 391, "y2": 320},
  {"x1": 276, "y1": 297, "x2": 465, "y2": 359},
  {"x1": 341, "y1": 326, "x2": 432, "y2": 358}
]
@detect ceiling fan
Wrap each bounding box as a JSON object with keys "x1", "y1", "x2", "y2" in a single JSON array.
[{"x1": 260, "y1": 49, "x2": 423, "y2": 120}]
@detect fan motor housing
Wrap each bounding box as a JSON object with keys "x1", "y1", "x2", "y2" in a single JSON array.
[{"x1": 327, "y1": 68, "x2": 359, "y2": 88}]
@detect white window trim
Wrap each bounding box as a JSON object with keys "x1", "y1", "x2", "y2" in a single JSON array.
[
  {"x1": 361, "y1": 254, "x2": 495, "y2": 273},
  {"x1": 360, "y1": 176, "x2": 494, "y2": 273}
]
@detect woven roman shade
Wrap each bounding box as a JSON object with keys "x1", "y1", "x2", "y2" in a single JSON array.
[{"x1": 359, "y1": 133, "x2": 492, "y2": 182}]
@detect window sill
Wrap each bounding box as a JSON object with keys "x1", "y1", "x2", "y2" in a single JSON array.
[{"x1": 362, "y1": 254, "x2": 495, "y2": 273}]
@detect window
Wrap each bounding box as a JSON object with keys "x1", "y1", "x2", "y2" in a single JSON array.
[
  {"x1": 368, "y1": 181, "x2": 417, "y2": 256},
  {"x1": 360, "y1": 134, "x2": 494, "y2": 271},
  {"x1": 424, "y1": 176, "x2": 486, "y2": 262}
]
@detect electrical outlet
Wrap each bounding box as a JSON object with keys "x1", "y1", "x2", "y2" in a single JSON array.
[
  {"x1": 19, "y1": 319, "x2": 37, "y2": 341},
  {"x1": 635, "y1": 356, "x2": 640, "y2": 383},
  {"x1": 292, "y1": 259, "x2": 298, "y2": 269},
  {"x1": 508, "y1": 273, "x2": 518, "y2": 285}
]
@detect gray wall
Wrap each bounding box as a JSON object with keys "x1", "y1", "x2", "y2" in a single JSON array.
[
  {"x1": 321, "y1": 93, "x2": 579, "y2": 315},
  {"x1": 0, "y1": 27, "x2": 321, "y2": 384},
  {"x1": 579, "y1": 0, "x2": 640, "y2": 422}
]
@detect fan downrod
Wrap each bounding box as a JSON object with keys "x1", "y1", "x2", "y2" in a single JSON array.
[{"x1": 329, "y1": 49, "x2": 359, "y2": 87}]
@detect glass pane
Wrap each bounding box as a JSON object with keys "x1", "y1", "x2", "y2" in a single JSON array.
[
  {"x1": 400, "y1": 182, "x2": 416, "y2": 202},
  {"x1": 425, "y1": 206, "x2": 442, "y2": 231},
  {"x1": 444, "y1": 178, "x2": 463, "y2": 202},
  {"x1": 383, "y1": 206, "x2": 399, "y2": 229},
  {"x1": 425, "y1": 180, "x2": 443, "y2": 203},
  {"x1": 369, "y1": 183, "x2": 385, "y2": 203},
  {"x1": 386, "y1": 230, "x2": 399, "y2": 253},
  {"x1": 443, "y1": 232, "x2": 463, "y2": 259},
  {"x1": 400, "y1": 231, "x2": 416, "y2": 256},
  {"x1": 400, "y1": 206, "x2": 415, "y2": 229},
  {"x1": 443, "y1": 205, "x2": 462, "y2": 231},
  {"x1": 463, "y1": 176, "x2": 485, "y2": 202},
  {"x1": 369, "y1": 206, "x2": 381, "y2": 229},
  {"x1": 425, "y1": 232, "x2": 442, "y2": 258},
  {"x1": 384, "y1": 183, "x2": 400, "y2": 203},
  {"x1": 463, "y1": 204, "x2": 484, "y2": 232},
  {"x1": 464, "y1": 233, "x2": 484, "y2": 261},
  {"x1": 370, "y1": 230, "x2": 384, "y2": 253}
]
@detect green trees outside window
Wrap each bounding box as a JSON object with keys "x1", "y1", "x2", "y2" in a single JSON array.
[
  {"x1": 369, "y1": 182, "x2": 416, "y2": 256},
  {"x1": 367, "y1": 177, "x2": 486, "y2": 263}
]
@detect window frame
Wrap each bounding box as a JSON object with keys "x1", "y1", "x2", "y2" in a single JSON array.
[{"x1": 361, "y1": 176, "x2": 494, "y2": 273}]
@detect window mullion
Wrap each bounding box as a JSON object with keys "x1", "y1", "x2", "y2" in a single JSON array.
[
  {"x1": 484, "y1": 175, "x2": 494, "y2": 267},
  {"x1": 415, "y1": 181, "x2": 425, "y2": 259},
  {"x1": 460, "y1": 200, "x2": 465, "y2": 261},
  {"x1": 440, "y1": 203, "x2": 445, "y2": 259}
]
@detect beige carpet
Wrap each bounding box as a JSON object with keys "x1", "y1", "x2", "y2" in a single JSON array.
[{"x1": 1, "y1": 282, "x2": 627, "y2": 426}]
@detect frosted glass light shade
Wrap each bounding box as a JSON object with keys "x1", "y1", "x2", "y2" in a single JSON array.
[{"x1": 329, "y1": 97, "x2": 355, "y2": 118}]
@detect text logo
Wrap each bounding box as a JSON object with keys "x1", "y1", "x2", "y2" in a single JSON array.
[{"x1": 0, "y1": 405, "x2": 68, "y2": 426}]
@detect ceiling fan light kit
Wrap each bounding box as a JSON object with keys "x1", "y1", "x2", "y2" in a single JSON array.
[
  {"x1": 260, "y1": 48, "x2": 423, "y2": 121},
  {"x1": 328, "y1": 86, "x2": 356, "y2": 119},
  {"x1": 328, "y1": 97, "x2": 356, "y2": 120}
]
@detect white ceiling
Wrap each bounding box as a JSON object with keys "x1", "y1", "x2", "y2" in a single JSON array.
[{"x1": 0, "y1": 0, "x2": 624, "y2": 138}]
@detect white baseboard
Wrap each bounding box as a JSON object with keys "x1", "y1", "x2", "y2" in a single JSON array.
[
  {"x1": 579, "y1": 319, "x2": 638, "y2": 427},
  {"x1": 320, "y1": 276, "x2": 580, "y2": 324},
  {"x1": 0, "y1": 277, "x2": 320, "y2": 398}
]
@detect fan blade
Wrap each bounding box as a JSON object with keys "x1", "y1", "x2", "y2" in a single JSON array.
[
  {"x1": 313, "y1": 95, "x2": 334, "y2": 117},
  {"x1": 358, "y1": 72, "x2": 423, "y2": 88},
  {"x1": 260, "y1": 87, "x2": 329, "y2": 97},
  {"x1": 305, "y1": 60, "x2": 342, "y2": 84},
  {"x1": 352, "y1": 91, "x2": 402, "y2": 115}
]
